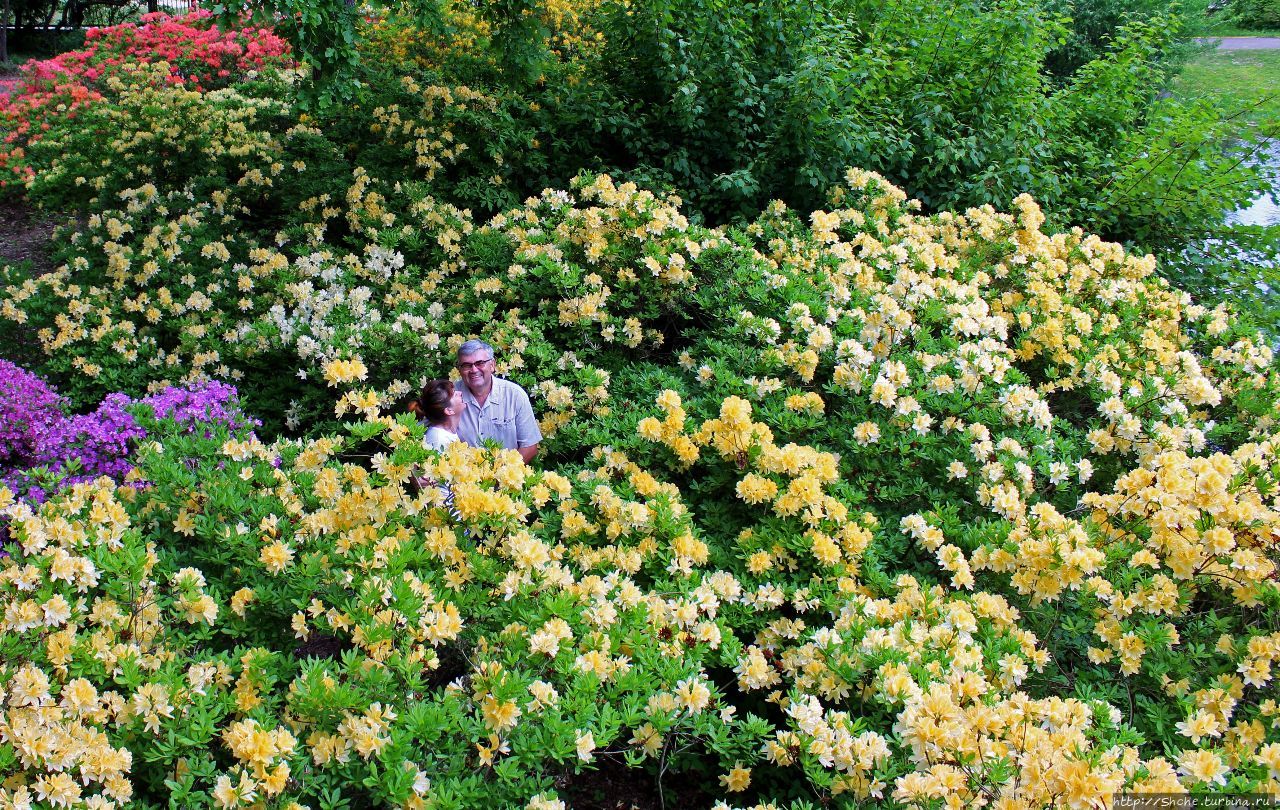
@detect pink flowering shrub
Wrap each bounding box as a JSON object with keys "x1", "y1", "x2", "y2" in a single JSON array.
[
  {"x1": 0, "y1": 12, "x2": 292, "y2": 188},
  {"x1": 27, "y1": 12, "x2": 292, "y2": 91}
]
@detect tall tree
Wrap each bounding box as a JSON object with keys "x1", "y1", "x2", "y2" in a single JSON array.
[{"x1": 1, "y1": 0, "x2": 9, "y2": 64}]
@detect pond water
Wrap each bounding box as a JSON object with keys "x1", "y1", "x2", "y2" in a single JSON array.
[
  {"x1": 1213, "y1": 140, "x2": 1280, "y2": 340},
  {"x1": 1232, "y1": 191, "x2": 1278, "y2": 226},
  {"x1": 1228, "y1": 141, "x2": 1280, "y2": 227},
  {"x1": 1176, "y1": 139, "x2": 1279, "y2": 332}
]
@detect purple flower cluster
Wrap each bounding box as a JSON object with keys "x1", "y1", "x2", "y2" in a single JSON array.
[
  {"x1": 36, "y1": 393, "x2": 148, "y2": 488},
  {"x1": 0, "y1": 361, "x2": 256, "y2": 504},
  {"x1": 140, "y1": 380, "x2": 260, "y2": 437},
  {"x1": 0, "y1": 359, "x2": 66, "y2": 469}
]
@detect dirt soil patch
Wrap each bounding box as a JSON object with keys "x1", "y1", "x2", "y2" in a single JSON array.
[
  {"x1": 0, "y1": 197, "x2": 57, "y2": 276},
  {"x1": 554, "y1": 756, "x2": 716, "y2": 810}
]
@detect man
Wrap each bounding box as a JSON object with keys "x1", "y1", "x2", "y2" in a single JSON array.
[{"x1": 454, "y1": 339, "x2": 541, "y2": 463}]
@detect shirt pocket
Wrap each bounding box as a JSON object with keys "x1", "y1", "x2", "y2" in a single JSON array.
[{"x1": 486, "y1": 414, "x2": 517, "y2": 445}]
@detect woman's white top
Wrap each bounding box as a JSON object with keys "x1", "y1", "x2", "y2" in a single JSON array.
[
  {"x1": 420, "y1": 425, "x2": 461, "y2": 515},
  {"x1": 424, "y1": 425, "x2": 461, "y2": 451}
]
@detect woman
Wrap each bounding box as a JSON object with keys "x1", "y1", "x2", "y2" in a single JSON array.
[
  {"x1": 410, "y1": 379, "x2": 464, "y2": 451},
  {"x1": 409, "y1": 379, "x2": 464, "y2": 502}
]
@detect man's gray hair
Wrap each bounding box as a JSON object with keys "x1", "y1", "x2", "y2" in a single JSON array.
[{"x1": 457, "y1": 339, "x2": 496, "y2": 360}]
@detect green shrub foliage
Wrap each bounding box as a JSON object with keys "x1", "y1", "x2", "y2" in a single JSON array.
[{"x1": 1224, "y1": 0, "x2": 1280, "y2": 28}]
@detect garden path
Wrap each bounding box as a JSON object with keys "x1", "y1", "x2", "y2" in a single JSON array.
[
  {"x1": 0, "y1": 199, "x2": 56, "y2": 274},
  {"x1": 1204, "y1": 37, "x2": 1280, "y2": 49}
]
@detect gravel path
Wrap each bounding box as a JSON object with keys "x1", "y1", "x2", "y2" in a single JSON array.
[
  {"x1": 0, "y1": 199, "x2": 58, "y2": 277},
  {"x1": 1201, "y1": 36, "x2": 1280, "y2": 50}
]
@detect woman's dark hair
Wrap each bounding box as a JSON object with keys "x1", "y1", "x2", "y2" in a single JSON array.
[{"x1": 410, "y1": 379, "x2": 454, "y2": 425}]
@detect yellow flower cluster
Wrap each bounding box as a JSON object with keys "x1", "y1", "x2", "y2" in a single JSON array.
[
  {"x1": 554, "y1": 447, "x2": 688, "y2": 575},
  {"x1": 539, "y1": 0, "x2": 616, "y2": 59},
  {"x1": 637, "y1": 388, "x2": 701, "y2": 466},
  {"x1": 361, "y1": 0, "x2": 614, "y2": 74},
  {"x1": 31, "y1": 63, "x2": 294, "y2": 198},
  {"x1": 475, "y1": 175, "x2": 721, "y2": 362},
  {"x1": 534, "y1": 379, "x2": 577, "y2": 437},
  {"x1": 696, "y1": 396, "x2": 773, "y2": 462},
  {"x1": 640, "y1": 392, "x2": 878, "y2": 574},
  {"x1": 740, "y1": 571, "x2": 1212, "y2": 806},
  {"x1": 733, "y1": 167, "x2": 1277, "y2": 638},
  {"x1": 2, "y1": 124, "x2": 317, "y2": 393},
  {"x1": 1075, "y1": 443, "x2": 1280, "y2": 678},
  {"x1": 753, "y1": 172, "x2": 1275, "y2": 477},
  {"x1": 966, "y1": 502, "x2": 1105, "y2": 603},
  {"x1": 322, "y1": 356, "x2": 369, "y2": 387},
  {"x1": 1086, "y1": 445, "x2": 1278, "y2": 599},
  {"x1": 360, "y1": 7, "x2": 494, "y2": 73},
  {"x1": 306, "y1": 703, "x2": 399, "y2": 764},
  {"x1": 784, "y1": 391, "x2": 825, "y2": 415},
  {"x1": 0, "y1": 480, "x2": 214, "y2": 807},
  {"x1": 215, "y1": 719, "x2": 296, "y2": 806},
  {"x1": 371, "y1": 79, "x2": 503, "y2": 183}
]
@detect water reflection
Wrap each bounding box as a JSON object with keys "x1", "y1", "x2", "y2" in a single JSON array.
[
  {"x1": 1228, "y1": 141, "x2": 1280, "y2": 227},
  {"x1": 1232, "y1": 189, "x2": 1279, "y2": 226},
  {"x1": 1174, "y1": 137, "x2": 1278, "y2": 334}
]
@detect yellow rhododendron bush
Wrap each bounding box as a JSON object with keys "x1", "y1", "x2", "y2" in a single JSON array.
[
  {"x1": 0, "y1": 417, "x2": 767, "y2": 808},
  {"x1": 3, "y1": 165, "x2": 1280, "y2": 808},
  {"x1": 360, "y1": 0, "x2": 613, "y2": 76}
]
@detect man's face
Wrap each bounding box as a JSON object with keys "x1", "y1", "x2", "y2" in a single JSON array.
[{"x1": 456, "y1": 351, "x2": 494, "y2": 394}]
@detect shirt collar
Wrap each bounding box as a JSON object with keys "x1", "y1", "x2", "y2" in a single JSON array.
[{"x1": 459, "y1": 379, "x2": 492, "y2": 408}]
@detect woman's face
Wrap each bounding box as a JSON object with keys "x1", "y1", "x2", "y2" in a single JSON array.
[{"x1": 449, "y1": 387, "x2": 464, "y2": 416}]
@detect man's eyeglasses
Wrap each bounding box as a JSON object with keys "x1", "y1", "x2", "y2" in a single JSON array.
[{"x1": 456, "y1": 358, "x2": 493, "y2": 372}]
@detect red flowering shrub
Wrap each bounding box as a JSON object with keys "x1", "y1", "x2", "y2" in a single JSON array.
[
  {"x1": 30, "y1": 11, "x2": 291, "y2": 90},
  {"x1": 0, "y1": 12, "x2": 292, "y2": 188}
]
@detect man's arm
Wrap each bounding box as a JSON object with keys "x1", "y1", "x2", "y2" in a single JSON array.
[{"x1": 512, "y1": 384, "x2": 543, "y2": 465}]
